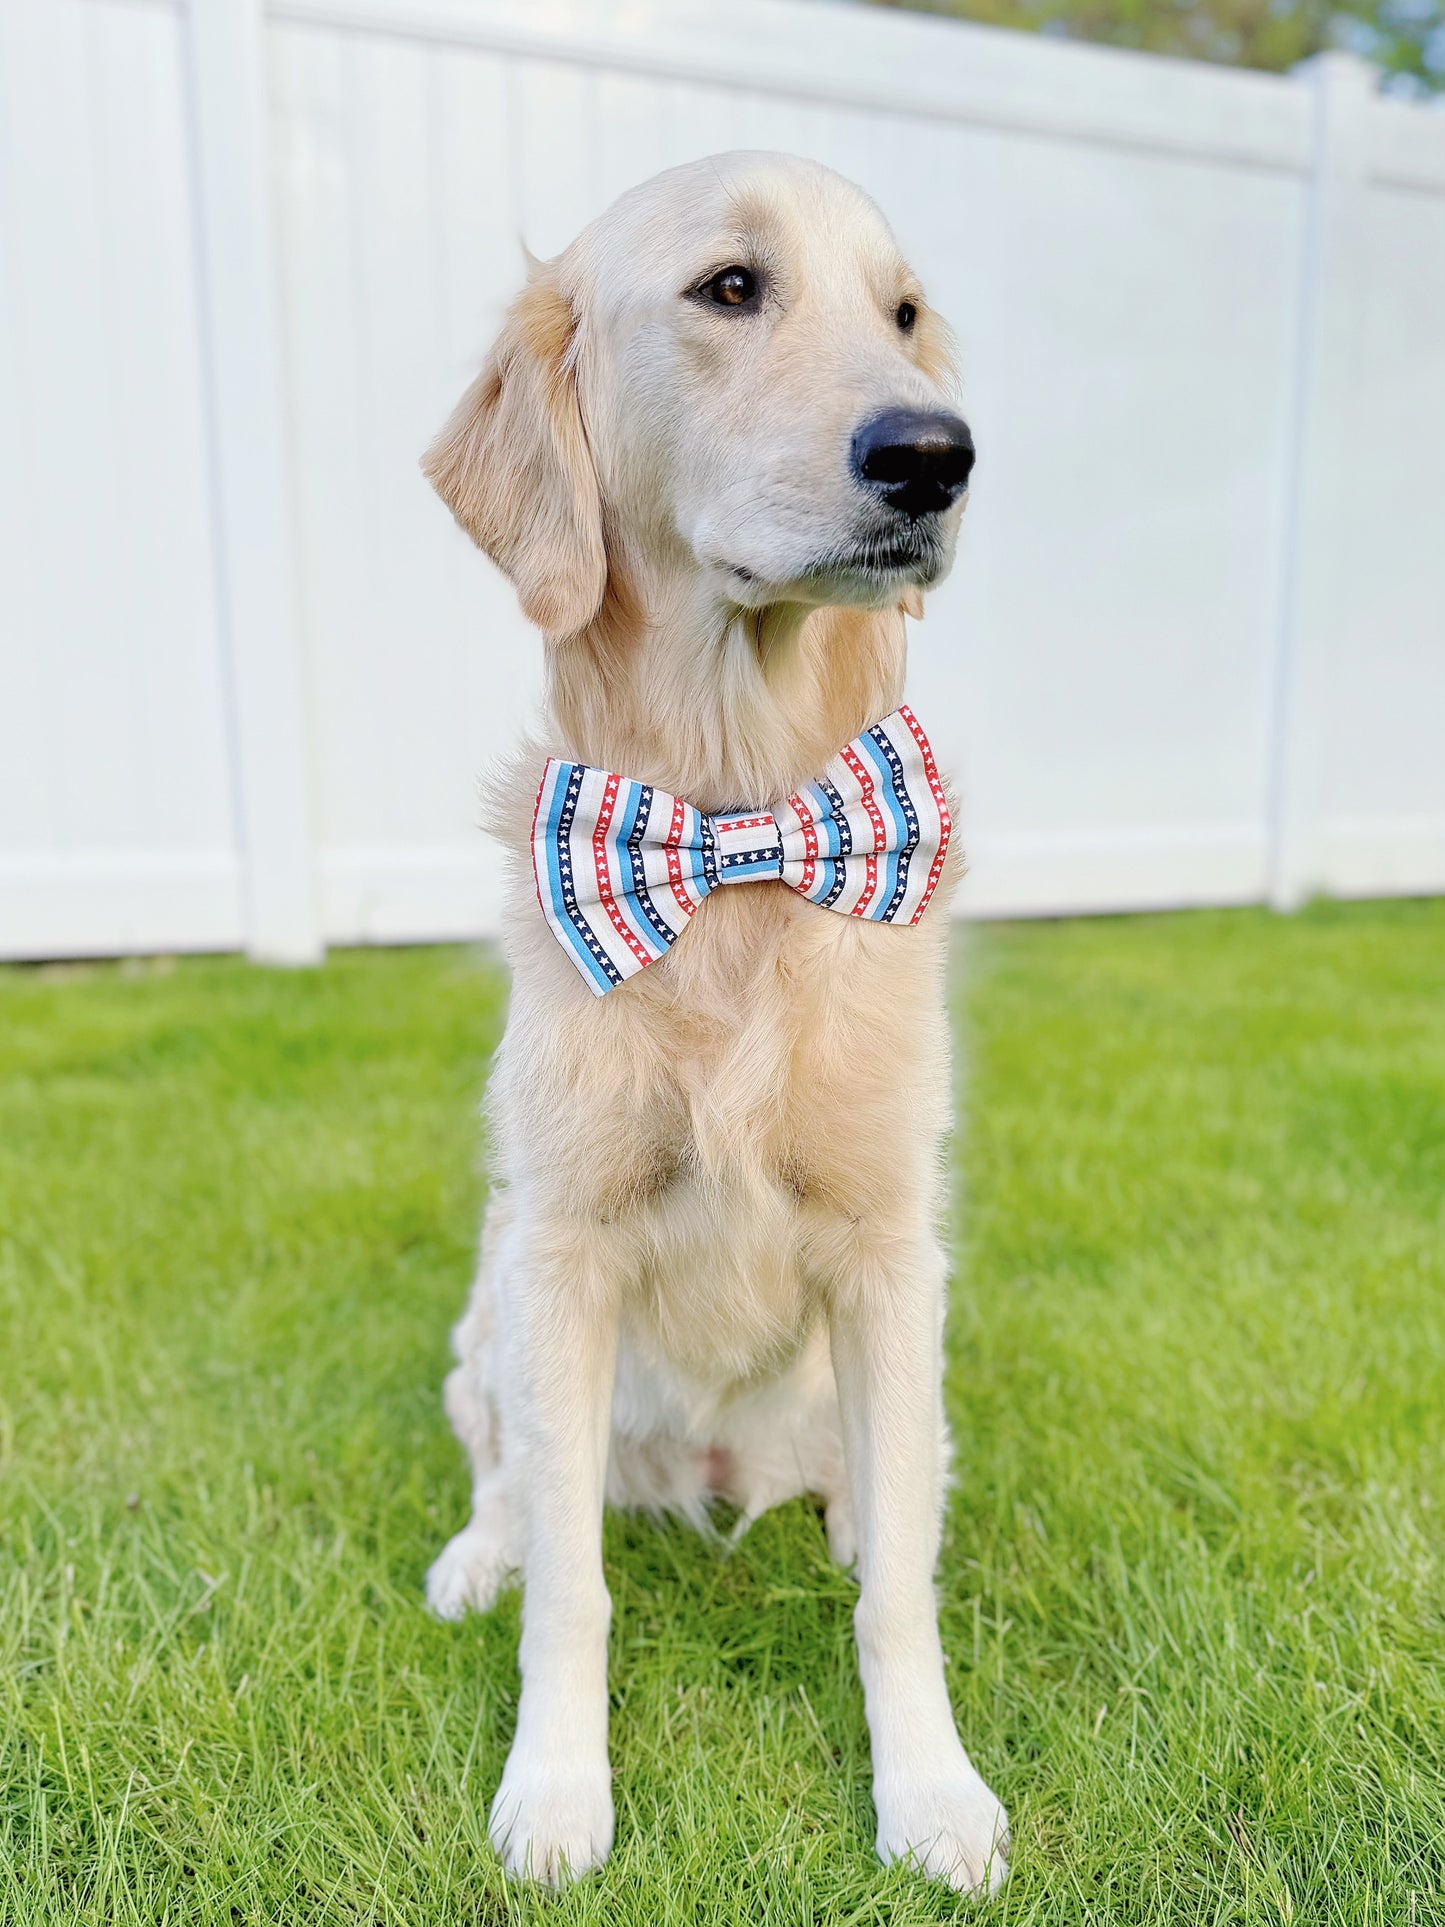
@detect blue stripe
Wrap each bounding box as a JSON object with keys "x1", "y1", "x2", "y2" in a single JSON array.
[
  {"x1": 801, "y1": 784, "x2": 837, "y2": 906},
  {"x1": 620, "y1": 781, "x2": 677, "y2": 954},
  {"x1": 599, "y1": 777, "x2": 663, "y2": 962},
  {"x1": 859, "y1": 729, "x2": 910, "y2": 921},
  {"x1": 718, "y1": 851, "x2": 782, "y2": 881},
  {"x1": 816, "y1": 779, "x2": 851, "y2": 908},
  {"x1": 876, "y1": 724, "x2": 922, "y2": 919},
  {"x1": 545, "y1": 765, "x2": 619, "y2": 993}
]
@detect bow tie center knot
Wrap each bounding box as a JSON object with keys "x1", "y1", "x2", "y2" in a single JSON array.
[{"x1": 710, "y1": 811, "x2": 784, "y2": 883}]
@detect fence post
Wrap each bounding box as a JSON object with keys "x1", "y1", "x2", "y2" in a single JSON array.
[
  {"x1": 1268, "y1": 53, "x2": 1374, "y2": 912},
  {"x1": 183, "y1": 0, "x2": 322, "y2": 963}
]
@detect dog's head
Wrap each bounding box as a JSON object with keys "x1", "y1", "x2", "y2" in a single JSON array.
[{"x1": 425, "y1": 152, "x2": 970, "y2": 637}]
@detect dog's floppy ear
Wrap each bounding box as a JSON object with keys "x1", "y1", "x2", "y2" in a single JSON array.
[{"x1": 423, "y1": 269, "x2": 606, "y2": 638}]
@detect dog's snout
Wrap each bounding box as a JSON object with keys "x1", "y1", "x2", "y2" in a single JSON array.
[{"x1": 851, "y1": 409, "x2": 975, "y2": 518}]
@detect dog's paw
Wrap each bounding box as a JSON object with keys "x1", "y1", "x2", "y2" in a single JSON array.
[
  {"x1": 424, "y1": 1521, "x2": 515, "y2": 1621},
  {"x1": 874, "y1": 1764, "x2": 1009, "y2": 1897},
  {"x1": 489, "y1": 1753, "x2": 614, "y2": 1885}
]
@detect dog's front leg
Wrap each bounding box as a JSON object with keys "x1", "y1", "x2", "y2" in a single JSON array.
[
  {"x1": 831, "y1": 1238, "x2": 1009, "y2": 1896},
  {"x1": 489, "y1": 1220, "x2": 619, "y2": 1885}
]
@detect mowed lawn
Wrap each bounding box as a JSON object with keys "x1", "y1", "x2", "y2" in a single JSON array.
[{"x1": 1, "y1": 902, "x2": 1443, "y2": 1926}]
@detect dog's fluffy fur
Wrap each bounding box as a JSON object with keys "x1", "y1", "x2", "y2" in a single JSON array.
[{"x1": 422, "y1": 152, "x2": 1008, "y2": 1895}]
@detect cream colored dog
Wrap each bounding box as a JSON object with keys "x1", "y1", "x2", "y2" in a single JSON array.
[{"x1": 422, "y1": 151, "x2": 1007, "y2": 1896}]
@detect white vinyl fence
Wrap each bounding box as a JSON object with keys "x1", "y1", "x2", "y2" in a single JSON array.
[{"x1": 2, "y1": 0, "x2": 1443, "y2": 962}]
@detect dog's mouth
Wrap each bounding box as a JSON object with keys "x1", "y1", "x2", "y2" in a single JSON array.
[
  {"x1": 722, "y1": 522, "x2": 949, "y2": 607},
  {"x1": 811, "y1": 522, "x2": 948, "y2": 585}
]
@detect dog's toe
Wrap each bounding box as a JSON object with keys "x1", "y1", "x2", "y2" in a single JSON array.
[
  {"x1": 425, "y1": 1521, "x2": 514, "y2": 1620},
  {"x1": 489, "y1": 1756, "x2": 614, "y2": 1885},
  {"x1": 875, "y1": 1766, "x2": 1009, "y2": 1897}
]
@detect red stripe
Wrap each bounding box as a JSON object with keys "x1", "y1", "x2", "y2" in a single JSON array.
[
  {"x1": 787, "y1": 792, "x2": 818, "y2": 894},
  {"x1": 592, "y1": 775, "x2": 652, "y2": 967},
  {"x1": 664, "y1": 794, "x2": 696, "y2": 918},
  {"x1": 529, "y1": 763, "x2": 553, "y2": 921},
  {"x1": 840, "y1": 744, "x2": 886, "y2": 917},
  {"x1": 899, "y1": 706, "x2": 952, "y2": 922}
]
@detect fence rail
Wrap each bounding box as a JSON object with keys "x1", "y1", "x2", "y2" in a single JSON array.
[{"x1": 2, "y1": 0, "x2": 1442, "y2": 961}]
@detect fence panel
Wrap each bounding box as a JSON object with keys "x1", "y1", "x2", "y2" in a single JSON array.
[
  {"x1": 0, "y1": 0, "x2": 243, "y2": 957},
  {"x1": 1321, "y1": 103, "x2": 1445, "y2": 897},
  {"x1": 2, "y1": 0, "x2": 1443, "y2": 959}
]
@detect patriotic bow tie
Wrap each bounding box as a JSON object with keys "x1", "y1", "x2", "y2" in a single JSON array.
[{"x1": 531, "y1": 706, "x2": 951, "y2": 994}]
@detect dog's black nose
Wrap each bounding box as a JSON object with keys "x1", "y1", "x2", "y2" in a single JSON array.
[{"x1": 851, "y1": 409, "x2": 975, "y2": 518}]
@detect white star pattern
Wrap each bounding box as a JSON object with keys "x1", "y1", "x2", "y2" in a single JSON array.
[{"x1": 531, "y1": 708, "x2": 951, "y2": 994}]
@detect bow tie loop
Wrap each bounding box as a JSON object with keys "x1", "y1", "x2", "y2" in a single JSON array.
[
  {"x1": 532, "y1": 707, "x2": 950, "y2": 994},
  {"x1": 709, "y1": 811, "x2": 784, "y2": 883}
]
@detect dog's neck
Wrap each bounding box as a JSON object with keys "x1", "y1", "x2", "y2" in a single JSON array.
[{"x1": 543, "y1": 554, "x2": 907, "y2": 813}]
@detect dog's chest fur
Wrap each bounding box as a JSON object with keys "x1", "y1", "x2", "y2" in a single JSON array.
[{"x1": 497, "y1": 870, "x2": 953, "y2": 1386}]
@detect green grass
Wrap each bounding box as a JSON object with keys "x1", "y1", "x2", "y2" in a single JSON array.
[{"x1": 1, "y1": 902, "x2": 1443, "y2": 1925}]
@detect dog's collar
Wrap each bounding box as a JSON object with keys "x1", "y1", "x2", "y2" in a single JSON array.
[{"x1": 530, "y1": 706, "x2": 951, "y2": 994}]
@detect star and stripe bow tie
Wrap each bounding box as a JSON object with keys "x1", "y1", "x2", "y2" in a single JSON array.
[{"x1": 531, "y1": 705, "x2": 951, "y2": 994}]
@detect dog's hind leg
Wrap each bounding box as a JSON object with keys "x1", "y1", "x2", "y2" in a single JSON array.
[
  {"x1": 426, "y1": 1468, "x2": 516, "y2": 1620},
  {"x1": 426, "y1": 1200, "x2": 521, "y2": 1620}
]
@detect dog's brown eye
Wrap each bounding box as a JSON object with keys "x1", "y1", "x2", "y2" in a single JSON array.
[
  {"x1": 703, "y1": 266, "x2": 758, "y2": 308},
  {"x1": 896, "y1": 301, "x2": 917, "y2": 332}
]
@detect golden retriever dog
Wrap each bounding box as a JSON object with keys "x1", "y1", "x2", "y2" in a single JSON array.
[{"x1": 421, "y1": 151, "x2": 1007, "y2": 1896}]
